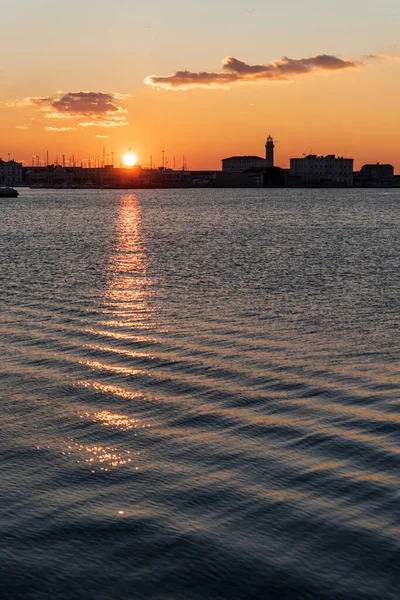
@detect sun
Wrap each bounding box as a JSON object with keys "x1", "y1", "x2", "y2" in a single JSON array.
[{"x1": 123, "y1": 152, "x2": 137, "y2": 167}]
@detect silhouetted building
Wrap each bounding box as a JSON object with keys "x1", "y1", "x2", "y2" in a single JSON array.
[
  {"x1": 242, "y1": 167, "x2": 264, "y2": 187},
  {"x1": 222, "y1": 156, "x2": 266, "y2": 172},
  {"x1": 23, "y1": 165, "x2": 107, "y2": 187},
  {"x1": 355, "y1": 163, "x2": 394, "y2": 186},
  {"x1": 0, "y1": 159, "x2": 23, "y2": 186},
  {"x1": 264, "y1": 166, "x2": 284, "y2": 187},
  {"x1": 290, "y1": 154, "x2": 353, "y2": 186},
  {"x1": 265, "y1": 136, "x2": 274, "y2": 168}
]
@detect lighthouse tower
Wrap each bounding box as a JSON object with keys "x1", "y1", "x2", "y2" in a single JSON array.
[{"x1": 266, "y1": 135, "x2": 274, "y2": 168}]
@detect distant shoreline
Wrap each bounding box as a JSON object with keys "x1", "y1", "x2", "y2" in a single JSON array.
[{"x1": 19, "y1": 184, "x2": 400, "y2": 190}]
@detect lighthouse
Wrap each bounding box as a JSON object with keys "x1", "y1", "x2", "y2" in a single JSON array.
[{"x1": 266, "y1": 135, "x2": 274, "y2": 168}]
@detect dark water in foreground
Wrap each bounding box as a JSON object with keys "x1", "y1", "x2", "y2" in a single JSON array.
[{"x1": 1, "y1": 189, "x2": 399, "y2": 600}]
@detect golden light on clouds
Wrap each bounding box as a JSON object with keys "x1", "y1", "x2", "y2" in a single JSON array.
[{"x1": 145, "y1": 54, "x2": 362, "y2": 90}]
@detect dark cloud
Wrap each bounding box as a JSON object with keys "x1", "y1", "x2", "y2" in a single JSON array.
[
  {"x1": 146, "y1": 70, "x2": 240, "y2": 88},
  {"x1": 18, "y1": 91, "x2": 124, "y2": 115},
  {"x1": 50, "y1": 92, "x2": 122, "y2": 114},
  {"x1": 222, "y1": 57, "x2": 273, "y2": 75},
  {"x1": 8, "y1": 91, "x2": 129, "y2": 128},
  {"x1": 146, "y1": 54, "x2": 362, "y2": 89}
]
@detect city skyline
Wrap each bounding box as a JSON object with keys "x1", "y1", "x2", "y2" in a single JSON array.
[
  {"x1": 2, "y1": 1, "x2": 400, "y2": 170},
  {"x1": 0, "y1": 140, "x2": 396, "y2": 174}
]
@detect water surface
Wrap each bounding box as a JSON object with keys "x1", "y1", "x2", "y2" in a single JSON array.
[{"x1": 1, "y1": 189, "x2": 399, "y2": 599}]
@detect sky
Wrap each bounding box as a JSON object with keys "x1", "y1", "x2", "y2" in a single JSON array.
[{"x1": 1, "y1": 0, "x2": 400, "y2": 170}]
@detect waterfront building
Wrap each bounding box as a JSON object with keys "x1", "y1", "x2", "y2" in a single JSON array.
[
  {"x1": 222, "y1": 156, "x2": 266, "y2": 172},
  {"x1": 356, "y1": 163, "x2": 394, "y2": 186},
  {"x1": 0, "y1": 159, "x2": 23, "y2": 186},
  {"x1": 290, "y1": 154, "x2": 353, "y2": 186},
  {"x1": 266, "y1": 136, "x2": 274, "y2": 168}
]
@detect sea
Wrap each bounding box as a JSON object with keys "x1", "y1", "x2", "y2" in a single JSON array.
[{"x1": 1, "y1": 188, "x2": 399, "y2": 600}]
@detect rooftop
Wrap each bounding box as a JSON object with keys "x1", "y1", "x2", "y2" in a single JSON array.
[
  {"x1": 223, "y1": 156, "x2": 265, "y2": 161},
  {"x1": 0, "y1": 159, "x2": 22, "y2": 166},
  {"x1": 291, "y1": 155, "x2": 353, "y2": 161}
]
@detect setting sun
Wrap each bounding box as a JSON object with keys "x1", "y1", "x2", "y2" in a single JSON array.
[{"x1": 123, "y1": 152, "x2": 137, "y2": 167}]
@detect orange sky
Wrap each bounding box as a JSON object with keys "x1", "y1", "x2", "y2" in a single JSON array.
[{"x1": 1, "y1": 1, "x2": 400, "y2": 171}]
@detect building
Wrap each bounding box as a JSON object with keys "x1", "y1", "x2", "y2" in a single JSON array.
[
  {"x1": 265, "y1": 136, "x2": 274, "y2": 168},
  {"x1": 0, "y1": 159, "x2": 23, "y2": 186},
  {"x1": 222, "y1": 156, "x2": 266, "y2": 172},
  {"x1": 222, "y1": 136, "x2": 275, "y2": 172},
  {"x1": 23, "y1": 165, "x2": 105, "y2": 187},
  {"x1": 354, "y1": 163, "x2": 394, "y2": 186},
  {"x1": 290, "y1": 154, "x2": 353, "y2": 186}
]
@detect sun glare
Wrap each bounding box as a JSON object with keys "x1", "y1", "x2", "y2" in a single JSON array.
[{"x1": 123, "y1": 152, "x2": 137, "y2": 167}]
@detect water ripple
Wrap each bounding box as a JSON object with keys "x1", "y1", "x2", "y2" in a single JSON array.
[{"x1": 0, "y1": 189, "x2": 399, "y2": 600}]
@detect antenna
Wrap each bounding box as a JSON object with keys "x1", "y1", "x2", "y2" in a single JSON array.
[
  {"x1": 46, "y1": 150, "x2": 49, "y2": 166},
  {"x1": 162, "y1": 150, "x2": 165, "y2": 169}
]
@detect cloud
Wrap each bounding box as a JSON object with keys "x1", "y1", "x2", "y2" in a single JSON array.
[
  {"x1": 21, "y1": 91, "x2": 124, "y2": 114},
  {"x1": 50, "y1": 91, "x2": 124, "y2": 114},
  {"x1": 45, "y1": 112, "x2": 77, "y2": 120},
  {"x1": 8, "y1": 91, "x2": 129, "y2": 127},
  {"x1": 7, "y1": 96, "x2": 52, "y2": 108},
  {"x1": 366, "y1": 53, "x2": 400, "y2": 62},
  {"x1": 146, "y1": 70, "x2": 239, "y2": 89},
  {"x1": 112, "y1": 92, "x2": 133, "y2": 99},
  {"x1": 16, "y1": 125, "x2": 28, "y2": 129},
  {"x1": 145, "y1": 54, "x2": 362, "y2": 89},
  {"x1": 93, "y1": 135, "x2": 109, "y2": 138},
  {"x1": 78, "y1": 118, "x2": 128, "y2": 128},
  {"x1": 45, "y1": 126, "x2": 77, "y2": 132}
]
